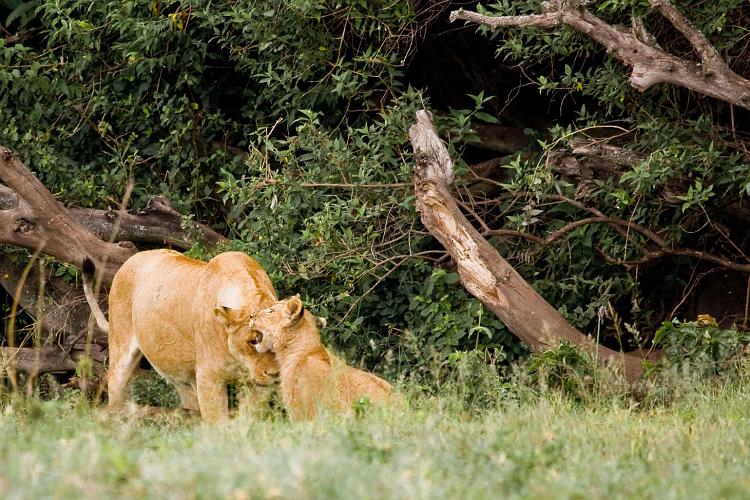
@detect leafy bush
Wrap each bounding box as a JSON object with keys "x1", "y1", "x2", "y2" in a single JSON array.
[
  {"x1": 1, "y1": 0, "x2": 520, "y2": 381},
  {"x1": 652, "y1": 317, "x2": 750, "y2": 377},
  {"x1": 131, "y1": 371, "x2": 179, "y2": 408}
]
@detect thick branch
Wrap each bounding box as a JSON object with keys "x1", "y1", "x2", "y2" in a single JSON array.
[
  {"x1": 0, "y1": 147, "x2": 136, "y2": 282},
  {"x1": 410, "y1": 110, "x2": 645, "y2": 381},
  {"x1": 1, "y1": 347, "x2": 76, "y2": 374},
  {"x1": 451, "y1": 1, "x2": 750, "y2": 110},
  {"x1": 0, "y1": 185, "x2": 225, "y2": 249}
]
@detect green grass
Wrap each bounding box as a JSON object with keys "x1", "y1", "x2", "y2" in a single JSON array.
[{"x1": 2, "y1": 374, "x2": 750, "y2": 499}]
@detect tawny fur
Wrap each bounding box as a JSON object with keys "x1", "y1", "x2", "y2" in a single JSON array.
[
  {"x1": 248, "y1": 296, "x2": 391, "y2": 420},
  {"x1": 83, "y1": 249, "x2": 280, "y2": 422}
]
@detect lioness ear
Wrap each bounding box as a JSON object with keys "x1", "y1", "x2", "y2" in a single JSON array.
[
  {"x1": 214, "y1": 305, "x2": 244, "y2": 326},
  {"x1": 213, "y1": 306, "x2": 231, "y2": 325},
  {"x1": 286, "y1": 295, "x2": 303, "y2": 322},
  {"x1": 316, "y1": 316, "x2": 327, "y2": 329}
]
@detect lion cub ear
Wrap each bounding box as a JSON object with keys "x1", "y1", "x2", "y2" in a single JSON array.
[
  {"x1": 286, "y1": 295, "x2": 304, "y2": 322},
  {"x1": 316, "y1": 316, "x2": 327, "y2": 329}
]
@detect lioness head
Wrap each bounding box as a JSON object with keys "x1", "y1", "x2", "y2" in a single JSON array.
[
  {"x1": 247, "y1": 295, "x2": 326, "y2": 354},
  {"x1": 212, "y1": 287, "x2": 280, "y2": 385}
]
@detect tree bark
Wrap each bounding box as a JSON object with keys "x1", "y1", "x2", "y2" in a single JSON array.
[
  {"x1": 1, "y1": 347, "x2": 77, "y2": 374},
  {"x1": 409, "y1": 110, "x2": 645, "y2": 381},
  {"x1": 0, "y1": 254, "x2": 108, "y2": 345},
  {"x1": 0, "y1": 147, "x2": 136, "y2": 283}
]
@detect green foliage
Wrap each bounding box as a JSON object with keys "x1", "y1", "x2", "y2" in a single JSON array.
[
  {"x1": 3, "y1": 0, "x2": 749, "y2": 387},
  {"x1": 523, "y1": 341, "x2": 599, "y2": 402},
  {"x1": 653, "y1": 318, "x2": 750, "y2": 377},
  {"x1": 1, "y1": 0, "x2": 518, "y2": 380},
  {"x1": 131, "y1": 371, "x2": 179, "y2": 408},
  {"x1": 466, "y1": 1, "x2": 750, "y2": 350}
]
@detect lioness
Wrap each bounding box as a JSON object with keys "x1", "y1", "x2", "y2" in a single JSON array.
[
  {"x1": 83, "y1": 249, "x2": 280, "y2": 422},
  {"x1": 248, "y1": 295, "x2": 391, "y2": 420}
]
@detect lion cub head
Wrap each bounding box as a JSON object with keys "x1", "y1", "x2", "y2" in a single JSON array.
[{"x1": 247, "y1": 295, "x2": 326, "y2": 354}]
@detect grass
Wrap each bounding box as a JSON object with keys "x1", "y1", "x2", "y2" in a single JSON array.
[{"x1": 2, "y1": 368, "x2": 750, "y2": 499}]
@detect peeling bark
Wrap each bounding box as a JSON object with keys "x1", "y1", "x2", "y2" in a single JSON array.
[{"x1": 410, "y1": 110, "x2": 645, "y2": 381}]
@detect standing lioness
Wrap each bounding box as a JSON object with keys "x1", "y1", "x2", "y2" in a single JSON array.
[
  {"x1": 83, "y1": 249, "x2": 279, "y2": 422},
  {"x1": 248, "y1": 295, "x2": 392, "y2": 420}
]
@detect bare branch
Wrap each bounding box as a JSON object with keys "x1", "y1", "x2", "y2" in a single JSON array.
[
  {"x1": 484, "y1": 214, "x2": 750, "y2": 273},
  {"x1": 451, "y1": 1, "x2": 750, "y2": 110},
  {"x1": 651, "y1": 0, "x2": 728, "y2": 71}
]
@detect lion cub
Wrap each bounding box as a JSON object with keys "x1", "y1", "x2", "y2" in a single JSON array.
[{"x1": 248, "y1": 296, "x2": 391, "y2": 420}]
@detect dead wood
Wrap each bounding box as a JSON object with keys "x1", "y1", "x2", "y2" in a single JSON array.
[
  {"x1": 0, "y1": 147, "x2": 136, "y2": 283},
  {"x1": 451, "y1": 0, "x2": 750, "y2": 111},
  {"x1": 409, "y1": 110, "x2": 646, "y2": 381},
  {"x1": 0, "y1": 147, "x2": 227, "y2": 284},
  {"x1": 0, "y1": 254, "x2": 107, "y2": 345},
  {"x1": 0, "y1": 347, "x2": 77, "y2": 374}
]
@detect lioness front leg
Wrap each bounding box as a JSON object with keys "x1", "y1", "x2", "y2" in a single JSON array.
[
  {"x1": 174, "y1": 383, "x2": 200, "y2": 412},
  {"x1": 196, "y1": 370, "x2": 229, "y2": 422}
]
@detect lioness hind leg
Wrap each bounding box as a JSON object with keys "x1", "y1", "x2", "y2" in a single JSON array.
[{"x1": 107, "y1": 335, "x2": 143, "y2": 410}]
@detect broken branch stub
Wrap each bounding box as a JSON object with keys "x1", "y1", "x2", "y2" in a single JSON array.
[{"x1": 409, "y1": 110, "x2": 645, "y2": 381}]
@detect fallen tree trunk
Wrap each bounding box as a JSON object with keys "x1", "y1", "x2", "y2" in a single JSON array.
[
  {"x1": 0, "y1": 347, "x2": 77, "y2": 374},
  {"x1": 409, "y1": 110, "x2": 646, "y2": 381}
]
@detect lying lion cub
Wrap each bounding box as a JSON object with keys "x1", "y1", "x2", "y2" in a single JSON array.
[{"x1": 248, "y1": 296, "x2": 391, "y2": 420}]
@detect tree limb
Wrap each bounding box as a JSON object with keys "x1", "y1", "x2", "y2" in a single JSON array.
[
  {"x1": 0, "y1": 147, "x2": 228, "y2": 283},
  {"x1": 409, "y1": 110, "x2": 645, "y2": 381},
  {"x1": 0, "y1": 147, "x2": 136, "y2": 282},
  {"x1": 451, "y1": 1, "x2": 750, "y2": 110},
  {"x1": 0, "y1": 347, "x2": 76, "y2": 374}
]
